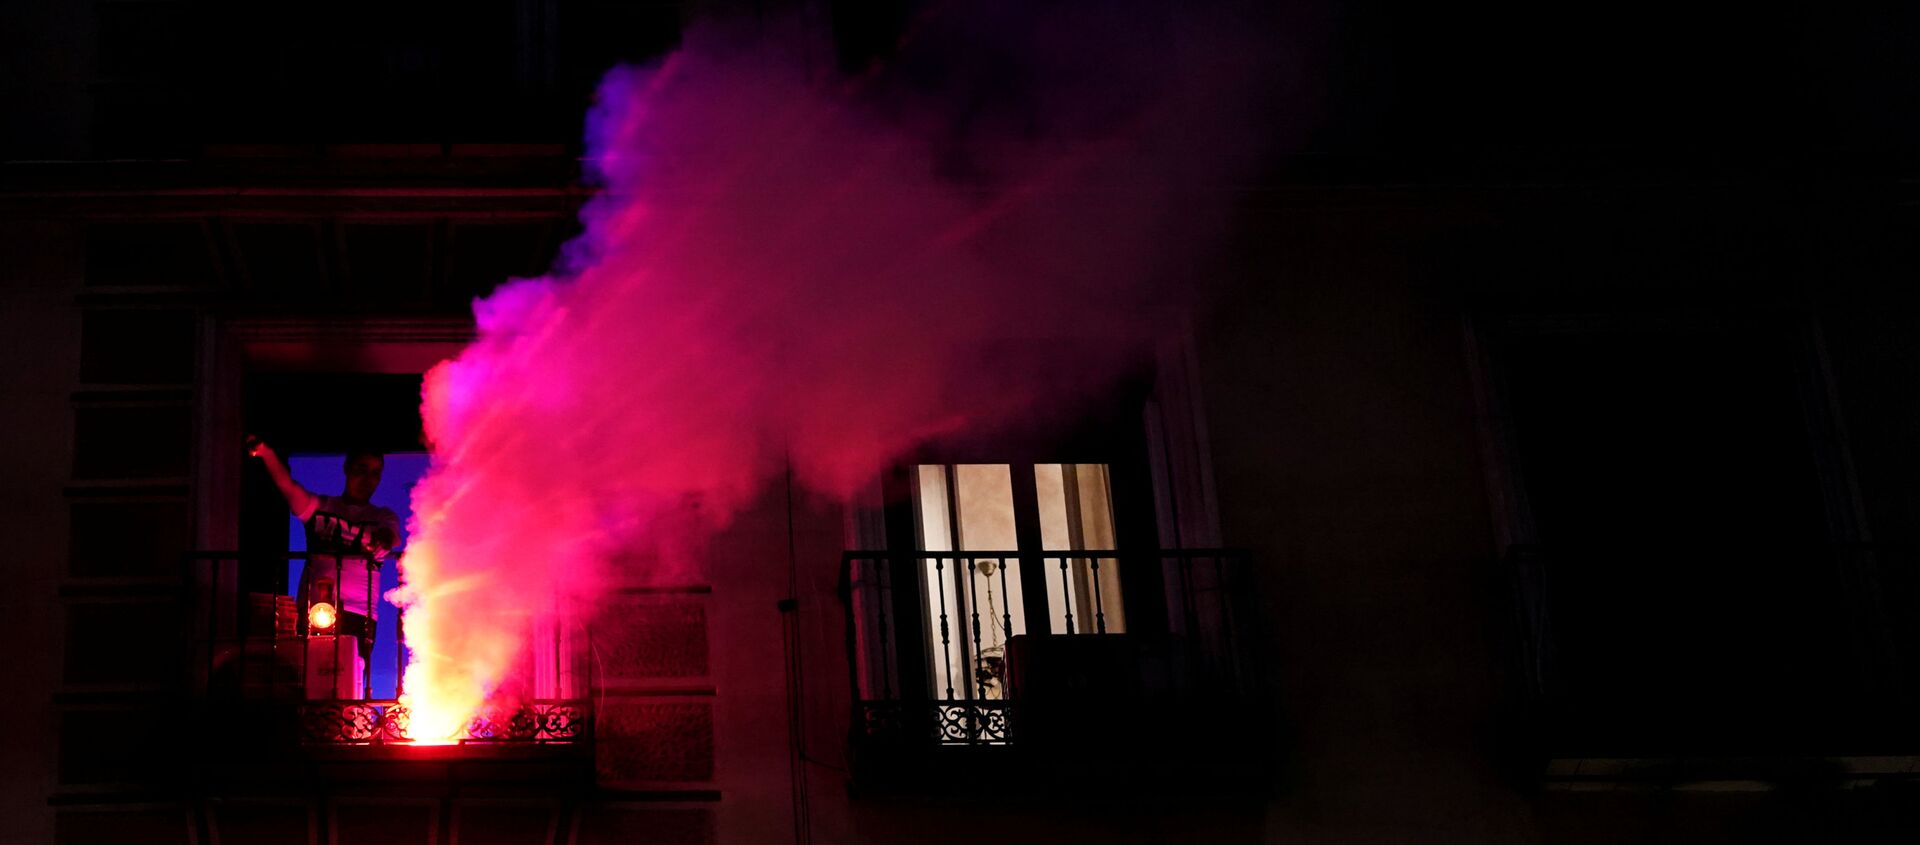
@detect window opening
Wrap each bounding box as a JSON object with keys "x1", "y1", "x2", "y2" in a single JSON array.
[{"x1": 911, "y1": 463, "x2": 1124, "y2": 701}]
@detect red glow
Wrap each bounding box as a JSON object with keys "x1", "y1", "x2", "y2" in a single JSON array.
[
  {"x1": 308, "y1": 601, "x2": 337, "y2": 632},
  {"x1": 390, "y1": 12, "x2": 1264, "y2": 733}
]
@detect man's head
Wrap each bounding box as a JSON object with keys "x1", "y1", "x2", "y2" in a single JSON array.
[{"x1": 342, "y1": 449, "x2": 385, "y2": 502}]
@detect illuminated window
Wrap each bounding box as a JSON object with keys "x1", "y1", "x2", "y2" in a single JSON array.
[{"x1": 911, "y1": 463, "x2": 1125, "y2": 700}]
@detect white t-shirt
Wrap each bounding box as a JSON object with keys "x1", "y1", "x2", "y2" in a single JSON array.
[{"x1": 299, "y1": 494, "x2": 401, "y2": 618}]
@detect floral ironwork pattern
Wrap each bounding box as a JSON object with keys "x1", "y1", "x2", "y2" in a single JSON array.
[
  {"x1": 936, "y1": 702, "x2": 1009, "y2": 744},
  {"x1": 297, "y1": 700, "x2": 589, "y2": 745},
  {"x1": 465, "y1": 702, "x2": 588, "y2": 742},
  {"x1": 301, "y1": 701, "x2": 383, "y2": 743},
  {"x1": 858, "y1": 700, "x2": 1013, "y2": 746}
]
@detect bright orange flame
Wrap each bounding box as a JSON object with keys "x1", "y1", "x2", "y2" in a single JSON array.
[
  {"x1": 390, "y1": 541, "x2": 506, "y2": 744},
  {"x1": 308, "y1": 601, "x2": 337, "y2": 632},
  {"x1": 403, "y1": 714, "x2": 462, "y2": 745}
]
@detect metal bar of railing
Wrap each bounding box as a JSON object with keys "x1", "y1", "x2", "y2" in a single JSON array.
[
  {"x1": 965, "y1": 557, "x2": 983, "y2": 698},
  {"x1": 189, "y1": 550, "x2": 598, "y2": 745},
  {"x1": 843, "y1": 549, "x2": 1251, "y2": 690},
  {"x1": 1057, "y1": 555, "x2": 1075, "y2": 634},
  {"x1": 932, "y1": 556, "x2": 954, "y2": 700},
  {"x1": 187, "y1": 550, "x2": 383, "y2": 701},
  {"x1": 363, "y1": 556, "x2": 374, "y2": 697},
  {"x1": 843, "y1": 549, "x2": 1255, "y2": 750},
  {"x1": 998, "y1": 555, "x2": 1014, "y2": 697}
]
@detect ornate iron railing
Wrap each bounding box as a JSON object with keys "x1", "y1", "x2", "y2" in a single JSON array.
[
  {"x1": 858, "y1": 700, "x2": 1013, "y2": 746},
  {"x1": 188, "y1": 550, "x2": 398, "y2": 699},
  {"x1": 298, "y1": 699, "x2": 590, "y2": 745},
  {"x1": 846, "y1": 549, "x2": 1256, "y2": 751},
  {"x1": 846, "y1": 549, "x2": 1254, "y2": 702},
  {"x1": 188, "y1": 551, "x2": 593, "y2": 747}
]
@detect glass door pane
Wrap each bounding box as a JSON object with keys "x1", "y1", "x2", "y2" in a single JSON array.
[
  {"x1": 913, "y1": 464, "x2": 1030, "y2": 699},
  {"x1": 1035, "y1": 464, "x2": 1125, "y2": 634}
]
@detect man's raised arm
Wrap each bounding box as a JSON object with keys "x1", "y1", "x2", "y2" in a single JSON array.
[{"x1": 247, "y1": 435, "x2": 319, "y2": 521}]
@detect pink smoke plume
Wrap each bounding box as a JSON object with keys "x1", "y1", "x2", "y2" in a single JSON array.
[{"x1": 391, "y1": 6, "x2": 1272, "y2": 738}]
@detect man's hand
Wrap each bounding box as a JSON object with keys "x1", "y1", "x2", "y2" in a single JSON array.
[
  {"x1": 246, "y1": 435, "x2": 277, "y2": 462},
  {"x1": 248, "y1": 434, "x2": 318, "y2": 520},
  {"x1": 369, "y1": 525, "x2": 400, "y2": 561}
]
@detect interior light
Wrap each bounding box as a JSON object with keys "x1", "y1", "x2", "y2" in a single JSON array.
[{"x1": 309, "y1": 601, "x2": 338, "y2": 633}]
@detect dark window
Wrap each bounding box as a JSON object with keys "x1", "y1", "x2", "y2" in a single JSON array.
[{"x1": 1495, "y1": 318, "x2": 1883, "y2": 755}]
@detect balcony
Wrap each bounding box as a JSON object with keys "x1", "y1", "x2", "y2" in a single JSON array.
[
  {"x1": 186, "y1": 551, "x2": 592, "y2": 753},
  {"x1": 844, "y1": 549, "x2": 1267, "y2": 793}
]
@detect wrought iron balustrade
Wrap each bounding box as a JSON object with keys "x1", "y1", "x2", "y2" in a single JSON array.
[
  {"x1": 186, "y1": 551, "x2": 591, "y2": 746},
  {"x1": 845, "y1": 549, "x2": 1256, "y2": 748},
  {"x1": 188, "y1": 550, "x2": 393, "y2": 701},
  {"x1": 299, "y1": 699, "x2": 589, "y2": 745},
  {"x1": 857, "y1": 699, "x2": 1015, "y2": 746}
]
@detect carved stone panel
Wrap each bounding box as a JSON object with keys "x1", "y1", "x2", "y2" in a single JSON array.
[
  {"x1": 593, "y1": 699, "x2": 715, "y2": 786},
  {"x1": 590, "y1": 594, "x2": 710, "y2": 684}
]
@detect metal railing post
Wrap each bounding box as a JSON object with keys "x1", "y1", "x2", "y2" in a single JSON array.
[{"x1": 933, "y1": 556, "x2": 954, "y2": 700}]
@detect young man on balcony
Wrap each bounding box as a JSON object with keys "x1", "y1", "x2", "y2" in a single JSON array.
[{"x1": 247, "y1": 436, "x2": 400, "y2": 662}]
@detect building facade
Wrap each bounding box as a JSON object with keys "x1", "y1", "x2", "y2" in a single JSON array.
[{"x1": 6, "y1": 2, "x2": 1920, "y2": 844}]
